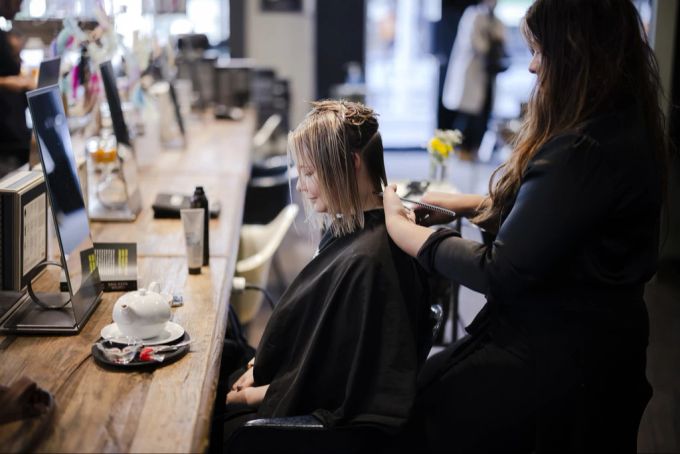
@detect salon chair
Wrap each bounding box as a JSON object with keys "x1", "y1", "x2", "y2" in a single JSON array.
[
  {"x1": 242, "y1": 154, "x2": 293, "y2": 224},
  {"x1": 176, "y1": 33, "x2": 210, "y2": 52},
  {"x1": 251, "y1": 114, "x2": 285, "y2": 161},
  {"x1": 223, "y1": 305, "x2": 444, "y2": 454},
  {"x1": 231, "y1": 204, "x2": 299, "y2": 323},
  {"x1": 242, "y1": 113, "x2": 291, "y2": 225},
  {"x1": 226, "y1": 417, "x2": 398, "y2": 454}
]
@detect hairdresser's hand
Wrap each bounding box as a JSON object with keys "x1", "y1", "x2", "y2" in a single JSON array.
[
  {"x1": 383, "y1": 184, "x2": 416, "y2": 224},
  {"x1": 414, "y1": 191, "x2": 462, "y2": 226},
  {"x1": 413, "y1": 207, "x2": 454, "y2": 226},
  {"x1": 227, "y1": 385, "x2": 269, "y2": 407},
  {"x1": 383, "y1": 185, "x2": 432, "y2": 257},
  {"x1": 384, "y1": 184, "x2": 436, "y2": 258},
  {"x1": 231, "y1": 365, "x2": 255, "y2": 392},
  {"x1": 416, "y1": 191, "x2": 488, "y2": 226}
]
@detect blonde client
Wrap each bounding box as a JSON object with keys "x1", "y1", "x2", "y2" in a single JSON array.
[{"x1": 223, "y1": 100, "x2": 431, "y2": 441}]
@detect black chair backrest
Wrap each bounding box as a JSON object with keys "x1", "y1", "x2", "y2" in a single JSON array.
[{"x1": 176, "y1": 33, "x2": 210, "y2": 52}]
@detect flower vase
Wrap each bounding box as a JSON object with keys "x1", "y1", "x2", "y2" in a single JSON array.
[{"x1": 429, "y1": 159, "x2": 448, "y2": 183}]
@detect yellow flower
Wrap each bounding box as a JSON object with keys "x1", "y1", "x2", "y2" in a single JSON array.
[{"x1": 428, "y1": 137, "x2": 453, "y2": 159}]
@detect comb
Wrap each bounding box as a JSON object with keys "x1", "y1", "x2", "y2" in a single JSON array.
[{"x1": 375, "y1": 192, "x2": 456, "y2": 218}]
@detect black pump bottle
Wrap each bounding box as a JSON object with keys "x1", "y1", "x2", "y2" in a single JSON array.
[{"x1": 190, "y1": 186, "x2": 210, "y2": 265}]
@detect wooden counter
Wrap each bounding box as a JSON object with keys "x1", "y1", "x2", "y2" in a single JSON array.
[
  {"x1": 90, "y1": 173, "x2": 245, "y2": 258},
  {"x1": 0, "y1": 111, "x2": 254, "y2": 453}
]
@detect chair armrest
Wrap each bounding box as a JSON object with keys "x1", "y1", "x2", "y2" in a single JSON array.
[
  {"x1": 226, "y1": 414, "x2": 327, "y2": 454},
  {"x1": 244, "y1": 414, "x2": 325, "y2": 430},
  {"x1": 226, "y1": 415, "x2": 394, "y2": 454}
]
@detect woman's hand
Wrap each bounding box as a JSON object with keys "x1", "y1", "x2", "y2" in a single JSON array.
[
  {"x1": 0, "y1": 75, "x2": 36, "y2": 92},
  {"x1": 414, "y1": 192, "x2": 488, "y2": 226},
  {"x1": 231, "y1": 366, "x2": 255, "y2": 392},
  {"x1": 421, "y1": 192, "x2": 486, "y2": 217},
  {"x1": 226, "y1": 385, "x2": 269, "y2": 407},
  {"x1": 383, "y1": 184, "x2": 416, "y2": 224},
  {"x1": 384, "y1": 184, "x2": 435, "y2": 257}
]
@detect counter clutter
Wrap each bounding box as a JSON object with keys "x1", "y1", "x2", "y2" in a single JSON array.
[{"x1": 0, "y1": 111, "x2": 254, "y2": 453}]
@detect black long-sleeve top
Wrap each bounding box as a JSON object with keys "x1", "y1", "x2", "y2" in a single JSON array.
[{"x1": 418, "y1": 105, "x2": 661, "y2": 325}]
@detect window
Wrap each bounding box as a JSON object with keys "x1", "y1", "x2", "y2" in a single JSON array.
[
  {"x1": 365, "y1": 0, "x2": 439, "y2": 149},
  {"x1": 17, "y1": 0, "x2": 228, "y2": 48}
]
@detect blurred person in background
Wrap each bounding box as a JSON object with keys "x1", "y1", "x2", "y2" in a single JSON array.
[
  {"x1": 0, "y1": 0, "x2": 34, "y2": 177},
  {"x1": 442, "y1": 0, "x2": 506, "y2": 160}
]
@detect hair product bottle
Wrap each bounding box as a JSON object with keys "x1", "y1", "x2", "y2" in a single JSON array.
[{"x1": 190, "y1": 186, "x2": 209, "y2": 265}]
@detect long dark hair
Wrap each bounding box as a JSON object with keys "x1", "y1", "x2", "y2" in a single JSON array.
[{"x1": 473, "y1": 0, "x2": 668, "y2": 230}]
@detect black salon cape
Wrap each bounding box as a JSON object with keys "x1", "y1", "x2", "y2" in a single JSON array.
[{"x1": 253, "y1": 210, "x2": 430, "y2": 431}]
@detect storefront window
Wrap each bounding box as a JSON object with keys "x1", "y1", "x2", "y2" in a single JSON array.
[
  {"x1": 493, "y1": 0, "x2": 534, "y2": 120},
  {"x1": 365, "y1": 0, "x2": 439, "y2": 149},
  {"x1": 633, "y1": 0, "x2": 653, "y2": 35},
  {"x1": 365, "y1": 0, "x2": 534, "y2": 149}
]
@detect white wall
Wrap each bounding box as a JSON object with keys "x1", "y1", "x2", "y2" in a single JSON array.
[{"x1": 245, "y1": 0, "x2": 316, "y2": 128}]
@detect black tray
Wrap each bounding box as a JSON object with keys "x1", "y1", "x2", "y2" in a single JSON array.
[{"x1": 91, "y1": 332, "x2": 191, "y2": 370}]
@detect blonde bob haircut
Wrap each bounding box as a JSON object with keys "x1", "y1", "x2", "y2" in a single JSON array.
[{"x1": 289, "y1": 100, "x2": 386, "y2": 237}]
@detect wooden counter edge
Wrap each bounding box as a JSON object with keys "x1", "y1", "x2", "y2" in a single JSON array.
[{"x1": 190, "y1": 173, "x2": 248, "y2": 453}]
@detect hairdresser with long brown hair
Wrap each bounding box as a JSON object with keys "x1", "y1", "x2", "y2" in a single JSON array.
[{"x1": 384, "y1": 0, "x2": 668, "y2": 452}]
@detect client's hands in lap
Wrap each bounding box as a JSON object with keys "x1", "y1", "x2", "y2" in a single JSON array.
[
  {"x1": 226, "y1": 366, "x2": 269, "y2": 407},
  {"x1": 226, "y1": 386, "x2": 268, "y2": 406},
  {"x1": 232, "y1": 367, "x2": 255, "y2": 392}
]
